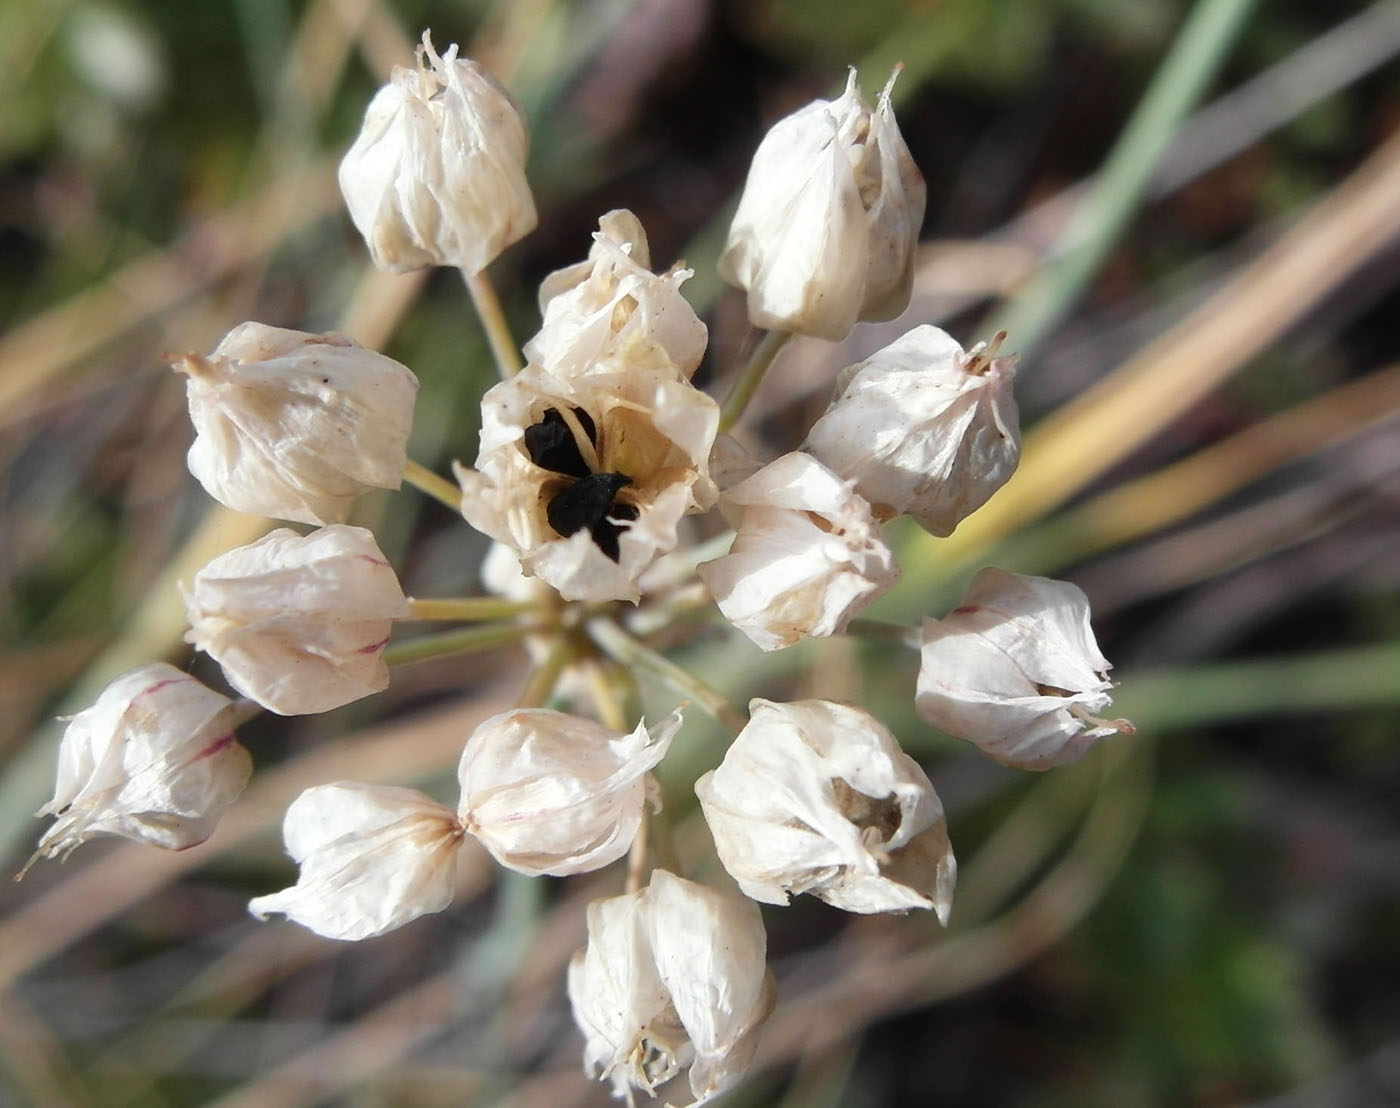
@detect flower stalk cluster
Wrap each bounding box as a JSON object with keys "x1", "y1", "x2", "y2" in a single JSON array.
[{"x1": 29, "y1": 36, "x2": 1136, "y2": 1108}]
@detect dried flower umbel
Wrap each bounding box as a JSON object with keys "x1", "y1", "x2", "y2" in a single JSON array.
[
  {"x1": 339, "y1": 32, "x2": 536, "y2": 274},
  {"x1": 917, "y1": 568, "x2": 1135, "y2": 768},
  {"x1": 175, "y1": 322, "x2": 419, "y2": 527},
  {"x1": 31, "y1": 663, "x2": 252, "y2": 865},
  {"x1": 31, "y1": 34, "x2": 1139, "y2": 1108},
  {"x1": 183, "y1": 525, "x2": 408, "y2": 715},
  {"x1": 720, "y1": 68, "x2": 925, "y2": 340}
]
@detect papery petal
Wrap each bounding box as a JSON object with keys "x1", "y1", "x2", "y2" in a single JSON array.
[
  {"x1": 177, "y1": 322, "x2": 418, "y2": 527},
  {"x1": 698, "y1": 453, "x2": 897, "y2": 650},
  {"x1": 34, "y1": 663, "x2": 251, "y2": 860},
  {"x1": 526, "y1": 209, "x2": 708, "y2": 380},
  {"x1": 644, "y1": 871, "x2": 775, "y2": 1105},
  {"x1": 457, "y1": 708, "x2": 680, "y2": 876},
  {"x1": 917, "y1": 568, "x2": 1134, "y2": 769},
  {"x1": 184, "y1": 525, "x2": 408, "y2": 715},
  {"x1": 249, "y1": 782, "x2": 462, "y2": 940},
  {"x1": 806, "y1": 325, "x2": 1020, "y2": 536},
  {"x1": 454, "y1": 350, "x2": 717, "y2": 603},
  {"x1": 697, "y1": 698, "x2": 955, "y2": 920},
  {"x1": 338, "y1": 32, "x2": 536, "y2": 273},
  {"x1": 567, "y1": 870, "x2": 773, "y2": 1106},
  {"x1": 720, "y1": 69, "x2": 923, "y2": 340}
]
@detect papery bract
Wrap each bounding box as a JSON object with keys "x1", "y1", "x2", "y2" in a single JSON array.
[
  {"x1": 184, "y1": 525, "x2": 408, "y2": 715},
  {"x1": 567, "y1": 870, "x2": 774, "y2": 1106},
  {"x1": 32, "y1": 663, "x2": 251, "y2": 862},
  {"x1": 249, "y1": 782, "x2": 463, "y2": 940},
  {"x1": 338, "y1": 31, "x2": 536, "y2": 273},
  {"x1": 917, "y1": 568, "x2": 1135, "y2": 769},
  {"x1": 454, "y1": 349, "x2": 718, "y2": 603},
  {"x1": 176, "y1": 322, "x2": 418, "y2": 527},
  {"x1": 457, "y1": 708, "x2": 680, "y2": 876},
  {"x1": 525, "y1": 209, "x2": 708, "y2": 380},
  {"x1": 719, "y1": 69, "x2": 924, "y2": 340},
  {"x1": 698, "y1": 452, "x2": 897, "y2": 651},
  {"x1": 806, "y1": 324, "x2": 1020, "y2": 536},
  {"x1": 696, "y1": 698, "x2": 955, "y2": 917}
]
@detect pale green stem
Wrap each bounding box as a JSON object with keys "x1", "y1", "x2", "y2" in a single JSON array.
[
  {"x1": 402, "y1": 458, "x2": 462, "y2": 512},
  {"x1": 625, "y1": 804, "x2": 649, "y2": 895},
  {"x1": 517, "y1": 637, "x2": 574, "y2": 708},
  {"x1": 585, "y1": 660, "x2": 630, "y2": 732},
  {"x1": 405, "y1": 596, "x2": 542, "y2": 622},
  {"x1": 717, "y1": 329, "x2": 792, "y2": 434},
  {"x1": 985, "y1": 0, "x2": 1257, "y2": 356},
  {"x1": 382, "y1": 622, "x2": 533, "y2": 668},
  {"x1": 586, "y1": 617, "x2": 747, "y2": 736},
  {"x1": 462, "y1": 268, "x2": 524, "y2": 378}
]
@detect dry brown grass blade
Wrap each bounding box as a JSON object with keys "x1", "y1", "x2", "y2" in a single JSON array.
[
  {"x1": 1050, "y1": 361, "x2": 1400, "y2": 555},
  {"x1": 926, "y1": 123, "x2": 1400, "y2": 567},
  {"x1": 0, "y1": 162, "x2": 339, "y2": 428},
  {"x1": 0, "y1": 988, "x2": 95, "y2": 1108},
  {"x1": 0, "y1": 680, "x2": 515, "y2": 993}
]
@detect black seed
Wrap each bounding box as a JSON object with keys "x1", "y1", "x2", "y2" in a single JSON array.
[
  {"x1": 523, "y1": 407, "x2": 597, "y2": 478},
  {"x1": 546, "y1": 472, "x2": 634, "y2": 562}
]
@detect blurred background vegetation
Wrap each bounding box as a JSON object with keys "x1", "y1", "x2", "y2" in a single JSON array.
[{"x1": 2, "y1": 0, "x2": 1399, "y2": 1105}]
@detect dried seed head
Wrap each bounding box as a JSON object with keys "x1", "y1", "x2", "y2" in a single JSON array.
[
  {"x1": 31, "y1": 663, "x2": 251, "y2": 865},
  {"x1": 805, "y1": 324, "x2": 1020, "y2": 537},
  {"x1": 176, "y1": 322, "x2": 418, "y2": 527},
  {"x1": 917, "y1": 568, "x2": 1136, "y2": 769},
  {"x1": 338, "y1": 31, "x2": 537, "y2": 273},
  {"x1": 454, "y1": 349, "x2": 718, "y2": 603},
  {"x1": 457, "y1": 708, "x2": 679, "y2": 876},
  {"x1": 719, "y1": 68, "x2": 925, "y2": 340},
  {"x1": 184, "y1": 525, "x2": 408, "y2": 715},
  {"x1": 526, "y1": 209, "x2": 708, "y2": 380},
  {"x1": 249, "y1": 783, "x2": 463, "y2": 940},
  {"x1": 696, "y1": 698, "x2": 955, "y2": 918},
  {"x1": 567, "y1": 870, "x2": 775, "y2": 1106},
  {"x1": 698, "y1": 452, "x2": 898, "y2": 651}
]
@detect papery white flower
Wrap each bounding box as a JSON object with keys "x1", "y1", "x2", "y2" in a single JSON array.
[
  {"x1": 457, "y1": 708, "x2": 680, "y2": 876},
  {"x1": 805, "y1": 325, "x2": 1020, "y2": 537},
  {"x1": 175, "y1": 322, "x2": 419, "y2": 527},
  {"x1": 249, "y1": 782, "x2": 463, "y2": 940},
  {"x1": 567, "y1": 870, "x2": 775, "y2": 1107},
  {"x1": 916, "y1": 568, "x2": 1135, "y2": 769},
  {"x1": 454, "y1": 349, "x2": 718, "y2": 603},
  {"x1": 525, "y1": 209, "x2": 708, "y2": 380},
  {"x1": 338, "y1": 31, "x2": 536, "y2": 273},
  {"x1": 32, "y1": 663, "x2": 251, "y2": 863},
  {"x1": 719, "y1": 68, "x2": 925, "y2": 340},
  {"x1": 184, "y1": 525, "x2": 408, "y2": 715},
  {"x1": 696, "y1": 698, "x2": 955, "y2": 918},
  {"x1": 698, "y1": 452, "x2": 897, "y2": 651}
]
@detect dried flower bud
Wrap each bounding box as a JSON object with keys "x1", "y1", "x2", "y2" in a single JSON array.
[
  {"x1": 917, "y1": 568, "x2": 1136, "y2": 769},
  {"x1": 567, "y1": 870, "x2": 775, "y2": 1106},
  {"x1": 175, "y1": 322, "x2": 418, "y2": 527},
  {"x1": 696, "y1": 698, "x2": 955, "y2": 918},
  {"x1": 719, "y1": 68, "x2": 924, "y2": 340},
  {"x1": 32, "y1": 663, "x2": 251, "y2": 862},
  {"x1": 454, "y1": 350, "x2": 718, "y2": 603},
  {"x1": 338, "y1": 31, "x2": 536, "y2": 273},
  {"x1": 805, "y1": 325, "x2": 1020, "y2": 536},
  {"x1": 184, "y1": 525, "x2": 408, "y2": 715},
  {"x1": 457, "y1": 708, "x2": 679, "y2": 876},
  {"x1": 698, "y1": 452, "x2": 897, "y2": 651},
  {"x1": 249, "y1": 783, "x2": 463, "y2": 940},
  {"x1": 525, "y1": 209, "x2": 708, "y2": 380}
]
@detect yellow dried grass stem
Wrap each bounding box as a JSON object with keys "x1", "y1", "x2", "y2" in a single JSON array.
[{"x1": 912, "y1": 124, "x2": 1400, "y2": 578}]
